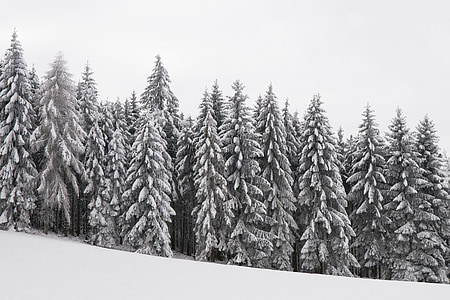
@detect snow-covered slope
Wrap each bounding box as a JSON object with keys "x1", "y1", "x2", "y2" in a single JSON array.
[{"x1": 0, "y1": 230, "x2": 448, "y2": 300}]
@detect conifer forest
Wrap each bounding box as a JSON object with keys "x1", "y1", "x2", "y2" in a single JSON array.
[{"x1": 1, "y1": 30, "x2": 450, "y2": 284}]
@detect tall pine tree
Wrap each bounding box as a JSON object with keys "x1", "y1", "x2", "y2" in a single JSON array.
[
  {"x1": 31, "y1": 53, "x2": 85, "y2": 234},
  {"x1": 347, "y1": 105, "x2": 390, "y2": 279},
  {"x1": 297, "y1": 95, "x2": 358, "y2": 276},
  {"x1": 0, "y1": 30, "x2": 37, "y2": 231},
  {"x1": 412, "y1": 115, "x2": 449, "y2": 282},
  {"x1": 141, "y1": 55, "x2": 180, "y2": 247},
  {"x1": 193, "y1": 90, "x2": 232, "y2": 261},
  {"x1": 122, "y1": 111, "x2": 175, "y2": 256},
  {"x1": 175, "y1": 116, "x2": 197, "y2": 255},
  {"x1": 383, "y1": 108, "x2": 445, "y2": 282},
  {"x1": 210, "y1": 80, "x2": 226, "y2": 130},
  {"x1": 257, "y1": 84, "x2": 297, "y2": 271},
  {"x1": 222, "y1": 81, "x2": 272, "y2": 267}
]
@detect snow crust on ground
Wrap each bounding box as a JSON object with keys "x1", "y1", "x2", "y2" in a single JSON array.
[{"x1": 1, "y1": 230, "x2": 448, "y2": 300}]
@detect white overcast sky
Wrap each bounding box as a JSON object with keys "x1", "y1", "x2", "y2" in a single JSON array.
[{"x1": 2, "y1": 0, "x2": 450, "y2": 151}]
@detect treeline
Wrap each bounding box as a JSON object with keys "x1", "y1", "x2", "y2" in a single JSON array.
[{"x1": 1, "y1": 31, "x2": 449, "y2": 283}]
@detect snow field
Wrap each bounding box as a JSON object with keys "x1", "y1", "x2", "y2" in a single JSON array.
[{"x1": 1, "y1": 230, "x2": 449, "y2": 300}]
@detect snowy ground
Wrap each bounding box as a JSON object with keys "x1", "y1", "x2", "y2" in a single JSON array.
[{"x1": 1, "y1": 231, "x2": 448, "y2": 300}]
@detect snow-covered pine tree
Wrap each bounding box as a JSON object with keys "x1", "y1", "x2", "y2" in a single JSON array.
[
  {"x1": 257, "y1": 84, "x2": 297, "y2": 271},
  {"x1": 297, "y1": 95, "x2": 358, "y2": 276},
  {"x1": 77, "y1": 62, "x2": 99, "y2": 134},
  {"x1": 85, "y1": 117, "x2": 113, "y2": 246},
  {"x1": 0, "y1": 30, "x2": 37, "y2": 231},
  {"x1": 140, "y1": 55, "x2": 180, "y2": 246},
  {"x1": 282, "y1": 98, "x2": 300, "y2": 193},
  {"x1": 384, "y1": 108, "x2": 430, "y2": 281},
  {"x1": 253, "y1": 95, "x2": 264, "y2": 124},
  {"x1": 104, "y1": 100, "x2": 128, "y2": 245},
  {"x1": 336, "y1": 127, "x2": 346, "y2": 176},
  {"x1": 175, "y1": 116, "x2": 196, "y2": 255},
  {"x1": 75, "y1": 63, "x2": 101, "y2": 235},
  {"x1": 343, "y1": 134, "x2": 358, "y2": 196},
  {"x1": 100, "y1": 101, "x2": 116, "y2": 143},
  {"x1": 122, "y1": 111, "x2": 175, "y2": 256},
  {"x1": 193, "y1": 90, "x2": 233, "y2": 261},
  {"x1": 28, "y1": 65, "x2": 41, "y2": 124},
  {"x1": 346, "y1": 105, "x2": 390, "y2": 279},
  {"x1": 412, "y1": 115, "x2": 449, "y2": 283},
  {"x1": 124, "y1": 91, "x2": 140, "y2": 137},
  {"x1": 292, "y1": 111, "x2": 303, "y2": 139},
  {"x1": 210, "y1": 80, "x2": 226, "y2": 130},
  {"x1": 222, "y1": 80, "x2": 272, "y2": 267},
  {"x1": 31, "y1": 53, "x2": 85, "y2": 234}
]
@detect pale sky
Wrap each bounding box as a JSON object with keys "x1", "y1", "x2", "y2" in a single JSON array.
[{"x1": 2, "y1": 0, "x2": 450, "y2": 151}]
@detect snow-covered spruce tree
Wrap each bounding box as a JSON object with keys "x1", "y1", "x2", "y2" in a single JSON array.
[
  {"x1": 210, "y1": 80, "x2": 226, "y2": 130},
  {"x1": 28, "y1": 65, "x2": 41, "y2": 124},
  {"x1": 125, "y1": 90, "x2": 140, "y2": 136},
  {"x1": 343, "y1": 134, "x2": 358, "y2": 197},
  {"x1": 193, "y1": 90, "x2": 233, "y2": 261},
  {"x1": 222, "y1": 81, "x2": 272, "y2": 267},
  {"x1": 104, "y1": 100, "x2": 128, "y2": 245},
  {"x1": 122, "y1": 110, "x2": 175, "y2": 256},
  {"x1": 175, "y1": 116, "x2": 196, "y2": 255},
  {"x1": 100, "y1": 101, "x2": 116, "y2": 143},
  {"x1": 383, "y1": 108, "x2": 444, "y2": 282},
  {"x1": 84, "y1": 117, "x2": 112, "y2": 246},
  {"x1": 77, "y1": 63, "x2": 99, "y2": 134},
  {"x1": 297, "y1": 95, "x2": 358, "y2": 276},
  {"x1": 257, "y1": 84, "x2": 297, "y2": 271},
  {"x1": 336, "y1": 127, "x2": 346, "y2": 178},
  {"x1": 31, "y1": 53, "x2": 85, "y2": 234},
  {"x1": 292, "y1": 111, "x2": 303, "y2": 139},
  {"x1": 282, "y1": 98, "x2": 300, "y2": 194},
  {"x1": 412, "y1": 115, "x2": 449, "y2": 282},
  {"x1": 75, "y1": 63, "x2": 101, "y2": 235},
  {"x1": 140, "y1": 55, "x2": 180, "y2": 244},
  {"x1": 346, "y1": 105, "x2": 390, "y2": 279},
  {"x1": 253, "y1": 95, "x2": 264, "y2": 125},
  {"x1": 0, "y1": 31, "x2": 37, "y2": 231}
]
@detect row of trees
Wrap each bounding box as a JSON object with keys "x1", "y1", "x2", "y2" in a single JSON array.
[{"x1": 1, "y1": 31, "x2": 449, "y2": 283}]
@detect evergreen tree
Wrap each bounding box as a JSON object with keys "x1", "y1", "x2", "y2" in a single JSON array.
[
  {"x1": 292, "y1": 111, "x2": 303, "y2": 140},
  {"x1": 297, "y1": 95, "x2": 358, "y2": 276},
  {"x1": 76, "y1": 63, "x2": 100, "y2": 235},
  {"x1": 85, "y1": 119, "x2": 112, "y2": 246},
  {"x1": 412, "y1": 115, "x2": 449, "y2": 282},
  {"x1": 343, "y1": 134, "x2": 358, "y2": 196},
  {"x1": 222, "y1": 81, "x2": 272, "y2": 267},
  {"x1": 122, "y1": 112, "x2": 175, "y2": 256},
  {"x1": 384, "y1": 109, "x2": 417, "y2": 281},
  {"x1": 0, "y1": 31, "x2": 37, "y2": 231},
  {"x1": 253, "y1": 95, "x2": 264, "y2": 125},
  {"x1": 347, "y1": 105, "x2": 390, "y2": 279},
  {"x1": 257, "y1": 84, "x2": 297, "y2": 271},
  {"x1": 175, "y1": 116, "x2": 196, "y2": 255},
  {"x1": 125, "y1": 90, "x2": 140, "y2": 137},
  {"x1": 282, "y1": 98, "x2": 300, "y2": 193},
  {"x1": 31, "y1": 53, "x2": 85, "y2": 234},
  {"x1": 210, "y1": 80, "x2": 226, "y2": 130},
  {"x1": 140, "y1": 55, "x2": 180, "y2": 247},
  {"x1": 105, "y1": 100, "x2": 128, "y2": 245},
  {"x1": 336, "y1": 127, "x2": 346, "y2": 175},
  {"x1": 77, "y1": 63, "x2": 99, "y2": 134},
  {"x1": 193, "y1": 90, "x2": 232, "y2": 261},
  {"x1": 28, "y1": 65, "x2": 41, "y2": 124},
  {"x1": 383, "y1": 108, "x2": 446, "y2": 282}
]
